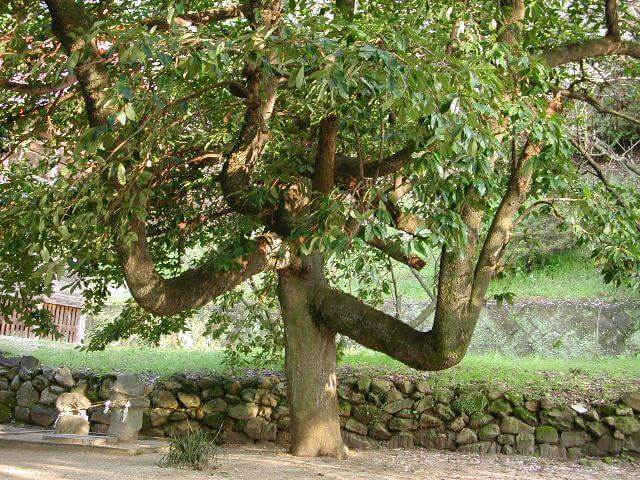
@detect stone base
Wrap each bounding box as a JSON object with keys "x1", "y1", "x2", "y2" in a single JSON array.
[
  {"x1": 54, "y1": 415, "x2": 90, "y2": 435},
  {"x1": 42, "y1": 433, "x2": 118, "y2": 446},
  {"x1": 0, "y1": 429, "x2": 166, "y2": 456}
]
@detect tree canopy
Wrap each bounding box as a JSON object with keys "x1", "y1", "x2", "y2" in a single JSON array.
[{"x1": 1, "y1": 0, "x2": 639, "y2": 457}]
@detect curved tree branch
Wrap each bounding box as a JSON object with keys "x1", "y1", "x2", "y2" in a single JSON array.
[
  {"x1": 42, "y1": 0, "x2": 278, "y2": 317},
  {"x1": 558, "y1": 89, "x2": 640, "y2": 127},
  {"x1": 143, "y1": 4, "x2": 247, "y2": 31},
  {"x1": 540, "y1": 37, "x2": 640, "y2": 67},
  {"x1": 365, "y1": 237, "x2": 426, "y2": 270},
  {"x1": 570, "y1": 137, "x2": 631, "y2": 211},
  {"x1": 119, "y1": 217, "x2": 278, "y2": 316},
  {"x1": 316, "y1": 0, "x2": 546, "y2": 372},
  {"x1": 538, "y1": 0, "x2": 640, "y2": 66},
  {"x1": 470, "y1": 96, "x2": 564, "y2": 307},
  {"x1": 0, "y1": 74, "x2": 77, "y2": 95},
  {"x1": 314, "y1": 286, "x2": 463, "y2": 370},
  {"x1": 335, "y1": 145, "x2": 414, "y2": 184}
]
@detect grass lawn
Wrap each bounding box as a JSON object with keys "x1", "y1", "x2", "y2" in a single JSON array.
[
  {"x1": 393, "y1": 249, "x2": 639, "y2": 302},
  {"x1": 1, "y1": 337, "x2": 637, "y2": 400}
]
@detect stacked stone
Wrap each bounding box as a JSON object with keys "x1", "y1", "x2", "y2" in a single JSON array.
[
  {"x1": 333, "y1": 376, "x2": 640, "y2": 459},
  {"x1": 141, "y1": 374, "x2": 284, "y2": 445},
  {"x1": 2, "y1": 354, "x2": 640, "y2": 460},
  {"x1": 0, "y1": 355, "x2": 94, "y2": 429}
]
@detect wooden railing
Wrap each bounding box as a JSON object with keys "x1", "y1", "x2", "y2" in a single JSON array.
[{"x1": 0, "y1": 302, "x2": 83, "y2": 343}]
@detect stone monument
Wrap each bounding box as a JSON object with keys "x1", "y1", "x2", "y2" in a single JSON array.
[{"x1": 106, "y1": 374, "x2": 151, "y2": 443}]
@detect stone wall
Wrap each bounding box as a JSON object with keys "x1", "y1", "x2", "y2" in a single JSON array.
[{"x1": 1, "y1": 354, "x2": 639, "y2": 460}]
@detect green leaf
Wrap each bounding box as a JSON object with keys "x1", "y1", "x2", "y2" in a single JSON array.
[
  {"x1": 117, "y1": 163, "x2": 127, "y2": 186},
  {"x1": 124, "y1": 104, "x2": 137, "y2": 121},
  {"x1": 295, "y1": 66, "x2": 305, "y2": 89},
  {"x1": 116, "y1": 110, "x2": 127, "y2": 126}
]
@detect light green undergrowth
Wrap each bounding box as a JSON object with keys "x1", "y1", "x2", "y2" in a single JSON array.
[{"x1": 393, "y1": 249, "x2": 638, "y2": 302}]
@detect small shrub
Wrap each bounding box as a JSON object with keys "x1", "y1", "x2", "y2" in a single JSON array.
[{"x1": 160, "y1": 429, "x2": 220, "y2": 471}]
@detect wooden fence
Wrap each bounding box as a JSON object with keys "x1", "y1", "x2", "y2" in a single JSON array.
[{"x1": 0, "y1": 302, "x2": 84, "y2": 343}]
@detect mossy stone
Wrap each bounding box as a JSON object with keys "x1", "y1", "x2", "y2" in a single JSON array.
[
  {"x1": 356, "y1": 375, "x2": 372, "y2": 393},
  {"x1": 432, "y1": 387, "x2": 454, "y2": 404},
  {"x1": 353, "y1": 404, "x2": 386, "y2": 426},
  {"x1": 478, "y1": 423, "x2": 501, "y2": 441},
  {"x1": 227, "y1": 402, "x2": 258, "y2": 420},
  {"x1": 339, "y1": 400, "x2": 352, "y2": 417},
  {"x1": 514, "y1": 406, "x2": 538, "y2": 426},
  {"x1": 0, "y1": 390, "x2": 16, "y2": 407},
  {"x1": 615, "y1": 405, "x2": 633, "y2": 417},
  {"x1": 204, "y1": 383, "x2": 225, "y2": 399},
  {"x1": 345, "y1": 418, "x2": 368, "y2": 436},
  {"x1": 469, "y1": 411, "x2": 494, "y2": 429},
  {"x1": 488, "y1": 398, "x2": 513, "y2": 417},
  {"x1": 415, "y1": 381, "x2": 430, "y2": 394},
  {"x1": 613, "y1": 416, "x2": 640, "y2": 435},
  {"x1": 395, "y1": 379, "x2": 414, "y2": 395},
  {"x1": 383, "y1": 398, "x2": 414, "y2": 414},
  {"x1": 485, "y1": 387, "x2": 505, "y2": 401},
  {"x1": 370, "y1": 378, "x2": 394, "y2": 395},
  {"x1": 0, "y1": 403, "x2": 13, "y2": 423},
  {"x1": 388, "y1": 417, "x2": 417, "y2": 431},
  {"x1": 535, "y1": 425, "x2": 559, "y2": 444},
  {"x1": 599, "y1": 404, "x2": 618, "y2": 417},
  {"x1": 504, "y1": 391, "x2": 524, "y2": 407},
  {"x1": 540, "y1": 412, "x2": 573, "y2": 432},
  {"x1": 434, "y1": 403, "x2": 455, "y2": 421},
  {"x1": 414, "y1": 395, "x2": 434, "y2": 413},
  {"x1": 451, "y1": 391, "x2": 488, "y2": 415}
]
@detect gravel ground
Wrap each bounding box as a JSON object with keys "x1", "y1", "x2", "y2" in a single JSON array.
[{"x1": 0, "y1": 443, "x2": 638, "y2": 480}]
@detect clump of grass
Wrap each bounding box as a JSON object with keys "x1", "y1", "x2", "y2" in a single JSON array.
[{"x1": 160, "y1": 430, "x2": 220, "y2": 471}]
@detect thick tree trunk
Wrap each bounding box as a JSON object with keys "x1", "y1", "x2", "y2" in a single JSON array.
[{"x1": 277, "y1": 257, "x2": 346, "y2": 459}]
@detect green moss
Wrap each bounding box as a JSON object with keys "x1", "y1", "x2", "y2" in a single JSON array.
[
  {"x1": 338, "y1": 400, "x2": 352, "y2": 417},
  {"x1": 535, "y1": 425, "x2": 559, "y2": 444},
  {"x1": 504, "y1": 391, "x2": 524, "y2": 407},
  {"x1": 613, "y1": 416, "x2": 640, "y2": 435},
  {"x1": 354, "y1": 405, "x2": 387, "y2": 426},
  {"x1": 469, "y1": 412, "x2": 493, "y2": 429},
  {"x1": 432, "y1": 387, "x2": 454, "y2": 404},
  {"x1": 0, "y1": 403, "x2": 13, "y2": 423},
  {"x1": 234, "y1": 419, "x2": 247, "y2": 432},
  {"x1": 488, "y1": 398, "x2": 513, "y2": 416},
  {"x1": 514, "y1": 406, "x2": 537, "y2": 426},
  {"x1": 451, "y1": 391, "x2": 488, "y2": 415}
]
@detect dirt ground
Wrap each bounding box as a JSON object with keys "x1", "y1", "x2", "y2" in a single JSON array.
[{"x1": 0, "y1": 442, "x2": 639, "y2": 480}]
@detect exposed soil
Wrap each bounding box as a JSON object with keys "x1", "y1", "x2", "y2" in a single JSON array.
[{"x1": 0, "y1": 442, "x2": 638, "y2": 480}]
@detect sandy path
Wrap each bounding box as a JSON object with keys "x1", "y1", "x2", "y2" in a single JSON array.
[{"x1": 0, "y1": 443, "x2": 638, "y2": 480}]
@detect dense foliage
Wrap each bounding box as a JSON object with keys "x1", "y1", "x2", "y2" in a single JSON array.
[{"x1": 0, "y1": 0, "x2": 638, "y2": 354}]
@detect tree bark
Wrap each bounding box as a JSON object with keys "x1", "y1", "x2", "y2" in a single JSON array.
[
  {"x1": 277, "y1": 254, "x2": 346, "y2": 459},
  {"x1": 44, "y1": 0, "x2": 115, "y2": 127}
]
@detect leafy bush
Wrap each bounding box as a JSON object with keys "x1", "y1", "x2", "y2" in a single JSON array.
[{"x1": 160, "y1": 430, "x2": 220, "y2": 471}]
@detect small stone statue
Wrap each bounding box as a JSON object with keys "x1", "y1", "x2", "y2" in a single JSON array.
[{"x1": 106, "y1": 374, "x2": 151, "y2": 443}]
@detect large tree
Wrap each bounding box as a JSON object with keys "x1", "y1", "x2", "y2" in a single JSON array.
[{"x1": 1, "y1": 0, "x2": 639, "y2": 457}]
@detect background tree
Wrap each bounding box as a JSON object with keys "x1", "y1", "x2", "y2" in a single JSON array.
[{"x1": 1, "y1": 0, "x2": 639, "y2": 458}]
